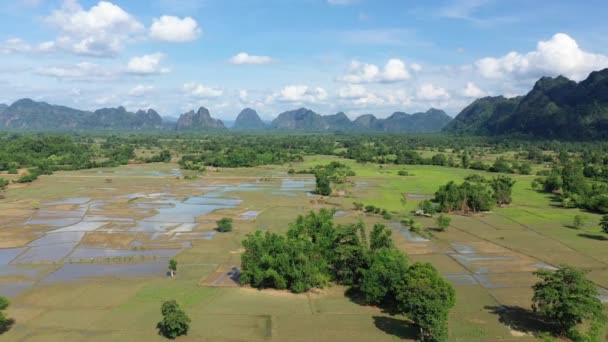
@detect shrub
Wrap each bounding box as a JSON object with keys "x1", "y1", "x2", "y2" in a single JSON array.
[{"x1": 216, "y1": 217, "x2": 234, "y2": 232}]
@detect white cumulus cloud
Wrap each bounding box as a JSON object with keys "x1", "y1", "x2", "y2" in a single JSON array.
[
  {"x1": 476, "y1": 33, "x2": 608, "y2": 81},
  {"x1": 44, "y1": 0, "x2": 144, "y2": 56},
  {"x1": 462, "y1": 82, "x2": 486, "y2": 97},
  {"x1": 127, "y1": 53, "x2": 170, "y2": 75},
  {"x1": 416, "y1": 84, "x2": 450, "y2": 100},
  {"x1": 339, "y1": 58, "x2": 413, "y2": 83},
  {"x1": 128, "y1": 84, "x2": 155, "y2": 97},
  {"x1": 229, "y1": 52, "x2": 273, "y2": 65},
  {"x1": 36, "y1": 61, "x2": 116, "y2": 81},
  {"x1": 338, "y1": 84, "x2": 384, "y2": 106},
  {"x1": 150, "y1": 16, "x2": 201, "y2": 42},
  {"x1": 269, "y1": 85, "x2": 328, "y2": 103},
  {"x1": 183, "y1": 82, "x2": 223, "y2": 98}
]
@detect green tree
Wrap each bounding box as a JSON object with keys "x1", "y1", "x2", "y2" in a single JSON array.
[
  {"x1": 396, "y1": 263, "x2": 456, "y2": 342},
  {"x1": 490, "y1": 157, "x2": 513, "y2": 173},
  {"x1": 572, "y1": 215, "x2": 586, "y2": 229},
  {"x1": 532, "y1": 266, "x2": 603, "y2": 336},
  {"x1": 418, "y1": 199, "x2": 436, "y2": 216},
  {"x1": 490, "y1": 176, "x2": 516, "y2": 206},
  {"x1": 369, "y1": 224, "x2": 394, "y2": 253},
  {"x1": 331, "y1": 222, "x2": 369, "y2": 286},
  {"x1": 461, "y1": 151, "x2": 470, "y2": 169},
  {"x1": 600, "y1": 215, "x2": 608, "y2": 234},
  {"x1": 0, "y1": 296, "x2": 9, "y2": 332},
  {"x1": 315, "y1": 172, "x2": 331, "y2": 196},
  {"x1": 436, "y1": 214, "x2": 451, "y2": 232},
  {"x1": 216, "y1": 217, "x2": 233, "y2": 232},
  {"x1": 360, "y1": 247, "x2": 409, "y2": 305},
  {"x1": 157, "y1": 300, "x2": 191, "y2": 339},
  {"x1": 542, "y1": 173, "x2": 562, "y2": 193},
  {"x1": 0, "y1": 178, "x2": 8, "y2": 192},
  {"x1": 168, "y1": 259, "x2": 177, "y2": 277}
]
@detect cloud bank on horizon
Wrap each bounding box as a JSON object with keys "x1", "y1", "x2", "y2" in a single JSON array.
[{"x1": 1, "y1": 0, "x2": 607, "y2": 119}]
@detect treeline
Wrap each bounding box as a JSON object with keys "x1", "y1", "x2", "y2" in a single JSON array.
[
  {"x1": 534, "y1": 162, "x2": 608, "y2": 213},
  {"x1": 240, "y1": 210, "x2": 455, "y2": 341}
]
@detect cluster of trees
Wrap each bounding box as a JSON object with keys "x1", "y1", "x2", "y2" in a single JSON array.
[
  {"x1": 430, "y1": 175, "x2": 515, "y2": 214},
  {"x1": 534, "y1": 162, "x2": 608, "y2": 214},
  {"x1": 240, "y1": 210, "x2": 456, "y2": 341},
  {"x1": 313, "y1": 162, "x2": 355, "y2": 196},
  {"x1": 145, "y1": 150, "x2": 172, "y2": 163}
]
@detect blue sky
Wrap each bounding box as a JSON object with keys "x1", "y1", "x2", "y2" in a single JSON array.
[{"x1": 1, "y1": 0, "x2": 608, "y2": 120}]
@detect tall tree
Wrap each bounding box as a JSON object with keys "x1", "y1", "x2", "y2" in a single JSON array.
[
  {"x1": 315, "y1": 172, "x2": 332, "y2": 196},
  {"x1": 532, "y1": 266, "x2": 603, "y2": 335},
  {"x1": 396, "y1": 263, "x2": 456, "y2": 342},
  {"x1": 168, "y1": 259, "x2": 177, "y2": 277},
  {"x1": 490, "y1": 176, "x2": 515, "y2": 206},
  {"x1": 360, "y1": 247, "x2": 409, "y2": 305},
  {"x1": 369, "y1": 224, "x2": 394, "y2": 253},
  {"x1": 157, "y1": 300, "x2": 191, "y2": 339}
]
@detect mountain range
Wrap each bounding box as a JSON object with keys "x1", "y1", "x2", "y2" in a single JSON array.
[
  {"x1": 0, "y1": 99, "x2": 452, "y2": 133},
  {"x1": 264, "y1": 107, "x2": 452, "y2": 132},
  {"x1": 0, "y1": 99, "x2": 164, "y2": 131},
  {"x1": 7, "y1": 67, "x2": 608, "y2": 138},
  {"x1": 445, "y1": 68, "x2": 608, "y2": 139}
]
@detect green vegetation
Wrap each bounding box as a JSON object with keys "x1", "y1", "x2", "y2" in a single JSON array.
[
  {"x1": 157, "y1": 300, "x2": 191, "y2": 339},
  {"x1": 532, "y1": 266, "x2": 604, "y2": 339},
  {"x1": 572, "y1": 215, "x2": 587, "y2": 229},
  {"x1": 0, "y1": 296, "x2": 9, "y2": 333},
  {"x1": 0, "y1": 178, "x2": 7, "y2": 192},
  {"x1": 432, "y1": 175, "x2": 515, "y2": 214},
  {"x1": 601, "y1": 215, "x2": 608, "y2": 234},
  {"x1": 216, "y1": 217, "x2": 234, "y2": 232},
  {"x1": 396, "y1": 263, "x2": 455, "y2": 342},
  {"x1": 436, "y1": 214, "x2": 451, "y2": 231},
  {"x1": 146, "y1": 150, "x2": 172, "y2": 163},
  {"x1": 241, "y1": 210, "x2": 456, "y2": 340},
  {"x1": 168, "y1": 259, "x2": 177, "y2": 277},
  {"x1": 1, "y1": 132, "x2": 608, "y2": 341},
  {"x1": 315, "y1": 172, "x2": 332, "y2": 196}
]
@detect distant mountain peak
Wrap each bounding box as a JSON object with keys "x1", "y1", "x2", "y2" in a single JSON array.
[
  {"x1": 234, "y1": 108, "x2": 266, "y2": 130},
  {"x1": 176, "y1": 106, "x2": 225, "y2": 131}
]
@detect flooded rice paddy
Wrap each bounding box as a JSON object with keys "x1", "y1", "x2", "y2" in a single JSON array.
[{"x1": 0, "y1": 167, "x2": 316, "y2": 297}]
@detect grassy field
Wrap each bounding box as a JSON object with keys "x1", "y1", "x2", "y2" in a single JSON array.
[{"x1": 0, "y1": 156, "x2": 606, "y2": 341}]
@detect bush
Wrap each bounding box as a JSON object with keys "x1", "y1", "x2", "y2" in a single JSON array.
[
  {"x1": 216, "y1": 217, "x2": 233, "y2": 232},
  {"x1": 436, "y1": 214, "x2": 451, "y2": 231}
]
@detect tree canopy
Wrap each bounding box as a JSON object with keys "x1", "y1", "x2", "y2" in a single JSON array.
[{"x1": 157, "y1": 300, "x2": 191, "y2": 339}]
